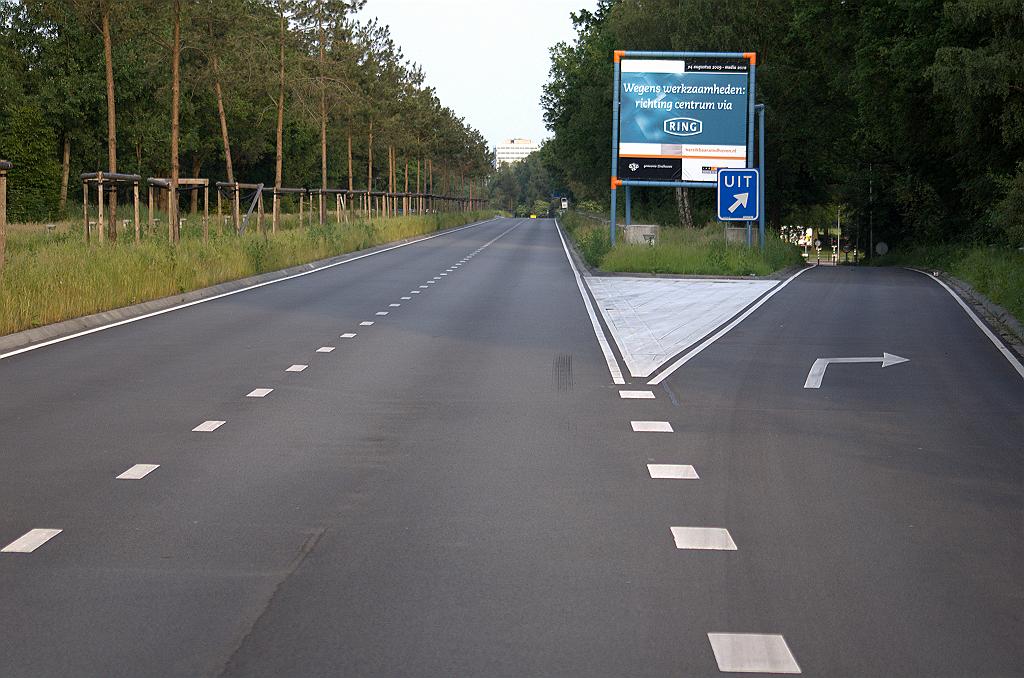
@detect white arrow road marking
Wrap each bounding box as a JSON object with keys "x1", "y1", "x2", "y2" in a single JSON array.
[
  {"x1": 728, "y1": 192, "x2": 749, "y2": 213},
  {"x1": 803, "y1": 353, "x2": 909, "y2": 388}
]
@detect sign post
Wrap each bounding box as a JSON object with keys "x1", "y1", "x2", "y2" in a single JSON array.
[{"x1": 610, "y1": 51, "x2": 757, "y2": 244}]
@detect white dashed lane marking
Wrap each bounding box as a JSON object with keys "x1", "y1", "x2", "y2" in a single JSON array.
[
  {"x1": 620, "y1": 390, "x2": 655, "y2": 399},
  {"x1": 193, "y1": 420, "x2": 226, "y2": 431},
  {"x1": 419, "y1": 285, "x2": 428, "y2": 289},
  {"x1": 631, "y1": 420, "x2": 673, "y2": 432},
  {"x1": 389, "y1": 303, "x2": 401, "y2": 307},
  {"x1": 671, "y1": 527, "x2": 737, "y2": 550},
  {"x1": 427, "y1": 281, "x2": 436, "y2": 284},
  {"x1": 117, "y1": 464, "x2": 159, "y2": 480},
  {"x1": 707, "y1": 633, "x2": 801, "y2": 674},
  {"x1": 2, "y1": 529, "x2": 62, "y2": 553},
  {"x1": 286, "y1": 364, "x2": 308, "y2": 372},
  {"x1": 411, "y1": 290, "x2": 421, "y2": 294},
  {"x1": 648, "y1": 464, "x2": 698, "y2": 479},
  {"x1": 375, "y1": 311, "x2": 389, "y2": 316},
  {"x1": 247, "y1": 388, "x2": 273, "y2": 397},
  {"x1": 439, "y1": 273, "x2": 448, "y2": 276},
  {"x1": 316, "y1": 346, "x2": 335, "y2": 353},
  {"x1": 401, "y1": 297, "x2": 411, "y2": 300},
  {"x1": 360, "y1": 321, "x2": 374, "y2": 326},
  {"x1": 340, "y1": 333, "x2": 356, "y2": 338}
]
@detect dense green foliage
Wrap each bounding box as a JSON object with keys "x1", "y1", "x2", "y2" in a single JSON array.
[
  {"x1": 542, "y1": 0, "x2": 1024, "y2": 248},
  {"x1": 1, "y1": 210, "x2": 491, "y2": 335},
  {"x1": 562, "y1": 211, "x2": 802, "y2": 275},
  {"x1": 0, "y1": 0, "x2": 491, "y2": 221}
]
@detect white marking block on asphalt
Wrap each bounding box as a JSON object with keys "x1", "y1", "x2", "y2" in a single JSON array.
[
  {"x1": 360, "y1": 321, "x2": 374, "y2": 326},
  {"x1": 620, "y1": 390, "x2": 655, "y2": 399},
  {"x1": 632, "y1": 421, "x2": 673, "y2": 432},
  {"x1": 389, "y1": 303, "x2": 401, "y2": 307},
  {"x1": 2, "y1": 529, "x2": 62, "y2": 553},
  {"x1": 439, "y1": 273, "x2": 447, "y2": 276},
  {"x1": 707, "y1": 633, "x2": 801, "y2": 673},
  {"x1": 375, "y1": 311, "x2": 389, "y2": 316},
  {"x1": 671, "y1": 527, "x2": 736, "y2": 550},
  {"x1": 411, "y1": 290, "x2": 421, "y2": 294},
  {"x1": 419, "y1": 286, "x2": 428, "y2": 289},
  {"x1": 316, "y1": 346, "x2": 335, "y2": 353},
  {"x1": 286, "y1": 364, "x2": 308, "y2": 372},
  {"x1": 427, "y1": 280, "x2": 436, "y2": 284},
  {"x1": 247, "y1": 388, "x2": 273, "y2": 398},
  {"x1": 117, "y1": 464, "x2": 159, "y2": 480},
  {"x1": 401, "y1": 297, "x2": 411, "y2": 300},
  {"x1": 340, "y1": 333, "x2": 356, "y2": 338},
  {"x1": 193, "y1": 420, "x2": 226, "y2": 432},
  {"x1": 648, "y1": 464, "x2": 698, "y2": 479}
]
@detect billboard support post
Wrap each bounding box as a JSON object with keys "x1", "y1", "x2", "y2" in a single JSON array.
[
  {"x1": 610, "y1": 50, "x2": 758, "y2": 247},
  {"x1": 756, "y1": 103, "x2": 766, "y2": 251},
  {"x1": 746, "y1": 55, "x2": 757, "y2": 247},
  {"x1": 609, "y1": 51, "x2": 624, "y2": 246}
]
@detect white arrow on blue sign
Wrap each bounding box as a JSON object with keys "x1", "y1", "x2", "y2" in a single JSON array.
[{"x1": 717, "y1": 168, "x2": 759, "y2": 222}]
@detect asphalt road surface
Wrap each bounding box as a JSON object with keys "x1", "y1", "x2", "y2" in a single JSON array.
[{"x1": 1, "y1": 217, "x2": 1021, "y2": 676}]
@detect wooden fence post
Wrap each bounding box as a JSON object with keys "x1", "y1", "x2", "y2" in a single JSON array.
[
  {"x1": 133, "y1": 180, "x2": 140, "y2": 242},
  {"x1": 0, "y1": 162, "x2": 8, "y2": 269}
]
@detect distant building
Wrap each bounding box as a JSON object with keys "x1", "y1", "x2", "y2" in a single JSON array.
[{"x1": 494, "y1": 138, "x2": 539, "y2": 168}]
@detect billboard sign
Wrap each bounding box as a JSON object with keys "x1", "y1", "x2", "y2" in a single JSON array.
[{"x1": 617, "y1": 56, "x2": 751, "y2": 184}]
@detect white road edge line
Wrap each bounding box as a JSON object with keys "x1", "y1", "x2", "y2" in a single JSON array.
[
  {"x1": 647, "y1": 265, "x2": 817, "y2": 385},
  {"x1": 0, "y1": 216, "x2": 503, "y2": 362},
  {"x1": 907, "y1": 268, "x2": 1024, "y2": 380},
  {"x1": 117, "y1": 463, "x2": 160, "y2": 480},
  {"x1": 553, "y1": 220, "x2": 625, "y2": 385},
  {"x1": 2, "y1": 529, "x2": 62, "y2": 553}
]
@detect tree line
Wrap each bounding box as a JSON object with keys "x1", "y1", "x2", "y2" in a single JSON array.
[
  {"x1": 541, "y1": 0, "x2": 1023, "y2": 248},
  {"x1": 0, "y1": 0, "x2": 493, "y2": 230}
]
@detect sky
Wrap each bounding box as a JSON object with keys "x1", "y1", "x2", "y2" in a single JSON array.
[{"x1": 357, "y1": 0, "x2": 597, "y2": 150}]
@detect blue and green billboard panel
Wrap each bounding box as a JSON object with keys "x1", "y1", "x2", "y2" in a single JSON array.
[{"x1": 617, "y1": 56, "x2": 751, "y2": 184}]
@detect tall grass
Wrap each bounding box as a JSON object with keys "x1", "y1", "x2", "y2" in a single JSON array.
[
  {"x1": 562, "y1": 211, "x2": 802, "y2": 276},
  {"x1": 878, "y1": 244, "x2": 1024, "y2": 324},
  {"x1": 0, "y1": 211, "x2": 492, "y2": 336}
]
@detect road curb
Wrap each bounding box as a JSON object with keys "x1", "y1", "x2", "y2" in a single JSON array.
[
  {"x1": 930, "y1": 270, "x2": 1024, "y2": 359},
  {"x1": 0, "y1": 217, "x2": 498, "y2": 356}
]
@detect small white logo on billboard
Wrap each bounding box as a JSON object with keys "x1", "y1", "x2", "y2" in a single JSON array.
[
  {"x1": 628, "y1": 162, "x2": 640, "y2": 172},
  {"x1": 664, "y1": 117, "x2": 702, "y2": 136}
]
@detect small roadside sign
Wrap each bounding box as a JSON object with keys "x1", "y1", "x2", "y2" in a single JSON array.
[{"x1": 717, "y1": 168, "x2": 759, "y2": 221}]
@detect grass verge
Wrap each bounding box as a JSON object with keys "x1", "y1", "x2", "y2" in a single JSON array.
[
  {"x1": 876, "y1": 244, "x2": 1024, "y2": 324},
  {"x1": 0, "y1": 211, "x2": 492, "y2": 336},
  {"x1": 561, "y1": 211, "x2": 803, "y2": 276}
]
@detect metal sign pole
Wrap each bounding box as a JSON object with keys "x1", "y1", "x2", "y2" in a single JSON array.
[
  {"x1": 756, "y1": 103, "x2": 766, "y2": 251},
  {"x1": 609, "y1": 52, "x2": 623, "y2": 247},
  {"x1": 746, "y1": 57, "x2": 757, "y2": 247}
]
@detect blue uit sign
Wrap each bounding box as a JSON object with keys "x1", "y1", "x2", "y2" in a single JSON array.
[{"x1": 717, "y1": 168, "x2": 759, "y2": 221}]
